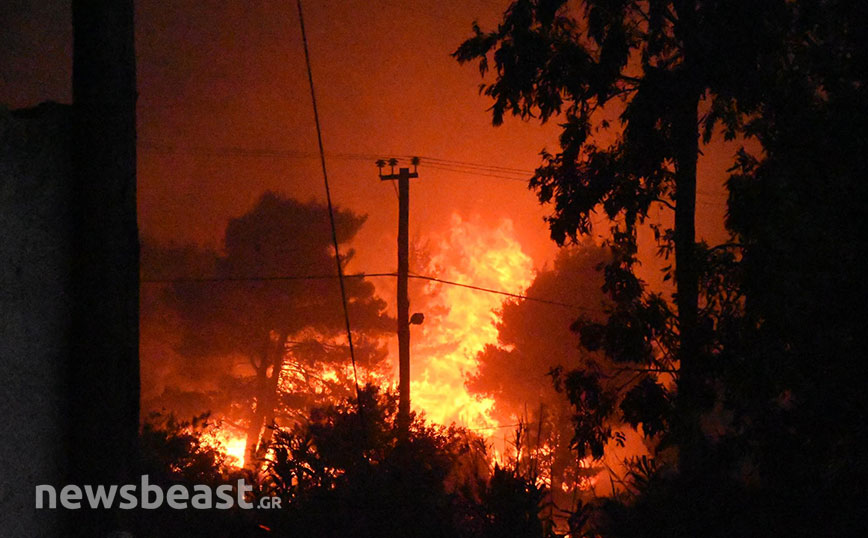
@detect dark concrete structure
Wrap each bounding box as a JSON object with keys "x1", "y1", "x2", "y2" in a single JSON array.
[
  {"x1": 0, "y1": 102, "x2": 72, "y2": 537},
  {"x1": 1, "y1": 4, "x2": 139, "y2": 535}
]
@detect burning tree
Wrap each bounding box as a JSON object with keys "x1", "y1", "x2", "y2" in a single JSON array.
[
  {"x1": 469, "y1": 245, "x2": 612, "y2": 501},
  {"x1": 142, "y1": 192, "x2": 392, "y2": 467}
]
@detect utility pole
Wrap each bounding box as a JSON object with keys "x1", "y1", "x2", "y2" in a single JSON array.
[
  {"x1": 70, "y1": 1, "x2": 138, "y2": 535},
  {"x1": 377, "y1": 157, "x2": 419, "y2": 440}
]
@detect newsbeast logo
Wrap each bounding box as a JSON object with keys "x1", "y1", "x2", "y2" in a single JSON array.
[{"x1": 35, "y1": 476, "x2": 281, "y2": 510}]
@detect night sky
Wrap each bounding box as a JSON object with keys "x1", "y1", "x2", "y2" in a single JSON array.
[
  {"x1": 9, "y1": 5, "x2": 860, "y2": 535},
  {"x1": 1, "y1": 0, "x2": 733, "y2": 286}
]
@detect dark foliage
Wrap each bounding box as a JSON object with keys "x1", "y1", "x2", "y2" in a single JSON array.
[
  {"x1": 258, "y1": 386, "x2": 547, "y2": 538},
  {"x1": 136, "y1": 390, "x2": 552, "y2": 538},
  {"x1": 458, "y1": 0, "x2": 868, "y2": 536},
  {"x1": 164, "y1": 191, "x2": 392, "y2": 360},
  {"x1": 136, "y1": 414, "x2": 258, "y2": 538}
]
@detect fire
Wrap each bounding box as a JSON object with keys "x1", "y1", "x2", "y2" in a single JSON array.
[
  {"x1": 201, "y1": 426, "x2": 247, "y2": 469},
  {"x1": 411, "y1": 214, "x2": 534, "y2": 434},
  {"x1": 221, "y1": 433, "x2": 247, "y2": 468},
  {"x1": 205, "y1": 358, "x2": 389, "y2": 471},
  {"x1": 194, "y1": 214, "x2": 535, "y2": 469}
]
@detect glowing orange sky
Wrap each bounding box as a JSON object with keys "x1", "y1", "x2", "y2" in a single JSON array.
[
  {"x1": 2, "y1": 1, "x2": 745, "y2": 485},
  {"x1": 129, "y1": 0, "x2": 565, "y2": 271},
  {"x1": 2, "y1": 0, "x2": 731, "y2": 277},
  {"x1": 3, "y1": 1, "x2": 738, "y2": 448}
]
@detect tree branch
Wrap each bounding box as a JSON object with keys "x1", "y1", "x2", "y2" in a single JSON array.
[{"x1": 654, "y1": 197, "x2": 676, "y2": 211}]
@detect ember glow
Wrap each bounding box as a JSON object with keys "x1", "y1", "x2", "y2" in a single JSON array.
[
  {"x1": 221, "y1": 433, "x2": 247, "y2": 468},
  {"x1": 411, "y1": 214, "x2": 534, "y2": 434},
  {"x1": 201, "y1": 426, "x2": 247, "y2": 469},
  {"x1": 150, "y1": 214, "x2": 540, "y2": 470}
]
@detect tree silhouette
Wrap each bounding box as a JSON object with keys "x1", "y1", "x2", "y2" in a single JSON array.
[
  {"x1": 137, "y1": 413, "x2": 258, "y2": 537},
  {"x1": 469, "y1": 245, "x2": 610, "y2": 503},
  {"x1": 716, "y1": 4, "x2": 868, "y2": 531},
  {"x1": 459, "y1": 1, "x2": 868, "y2": 536},
  {"x1": 149, "y1": 192, "x2": 393, "y2": 466},
  {"x1": 259, "y1": 386, "x2": 546, "y2": 538},
  {"x1": 455, "y1": 0, "x2": 791, "y2": 474}
]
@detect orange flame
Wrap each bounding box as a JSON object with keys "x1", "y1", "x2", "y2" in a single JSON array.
[
  {"x1": 412, "y1": 214, "x2": 534, "y2": 436},
  {"x1": 201, "y1": 426, "x2": 247, "y2": 468},
  {"x1": 201, "y1": 214, "x2": 535, "y2": 469},
  {"x1": 222, "y1": 434, "x2": 247, "y2": 468}
]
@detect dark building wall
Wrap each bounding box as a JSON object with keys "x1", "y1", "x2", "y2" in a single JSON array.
[
  {"x1": 0, "y1": 6, "x2": 139, "y2": 536},
  {"x1": 0, "y1": 102, "x2": 71, "y2": 537}
]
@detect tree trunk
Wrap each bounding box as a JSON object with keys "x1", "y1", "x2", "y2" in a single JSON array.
[
  {"x1": 254, "y1": 341, "x2": 286, "y2": 460},
  {"x1": 245, "y1": 332, "x2": 286, "y2": 467},
  {"x1": 673, "y1": 87, "x2": 702, "y2": 474},
  {"x1": 670, "y1": 0, "x2": 705, "y2": 478},
  {"x1": 245, "y1": 339, "x2": 271, "y2": 467},
  {"x1": 255, "y1": 366, "x2": 284, "y2": 460},
  {"x1": 550, "y1": 417, "x2": 573, "y2": 512}
]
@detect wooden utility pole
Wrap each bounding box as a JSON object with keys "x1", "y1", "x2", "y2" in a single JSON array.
[
  {"x1": 377, "y1": 158, "x2": 419, "y2": 440},
  {"x1": 70, "y1": 0, "x2": 138, "y2": 534}
]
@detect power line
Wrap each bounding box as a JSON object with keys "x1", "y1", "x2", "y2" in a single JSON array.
[
  {"x1": 138, "y1": 144, "x2": 533, "y2": 174},
  {"x1": 295, "y1": 0, "x2": 362, "y2": 407},
  {"x1": 137, "y1": 143, "x2": 535, "y2": 181},
  {"x1": 421, "y1": 162, "x2": 529, "y2": 182},
  {"x1": 407, "y1": 274, "x2": 602, "y2": 312},
  {"x1": 413, "y1": 155, "x2": 533, "y2": 175},
  {"x1": 464, "y1": 422, "x2": 524, "y2": 432},
  {"x1": 138, "y1": 143, "x2": 734, "y2": 197},
  {"x1": 140, "y1": 272, "x2": 393, "y2": 284},
  {"x1": 140, "y1": 271, "x2": 604, "y2": 313}
]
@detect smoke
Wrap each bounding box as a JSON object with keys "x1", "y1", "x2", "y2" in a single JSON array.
[
  {"x1": 469, "y1": 243, "x2": 651, "y2": 498},
  {"x1": 140, "y1": 192, "x2": 392, "y2": 425},
  {"x1": 469, "y1": 244, "x2": 611, "y2": 425}
]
